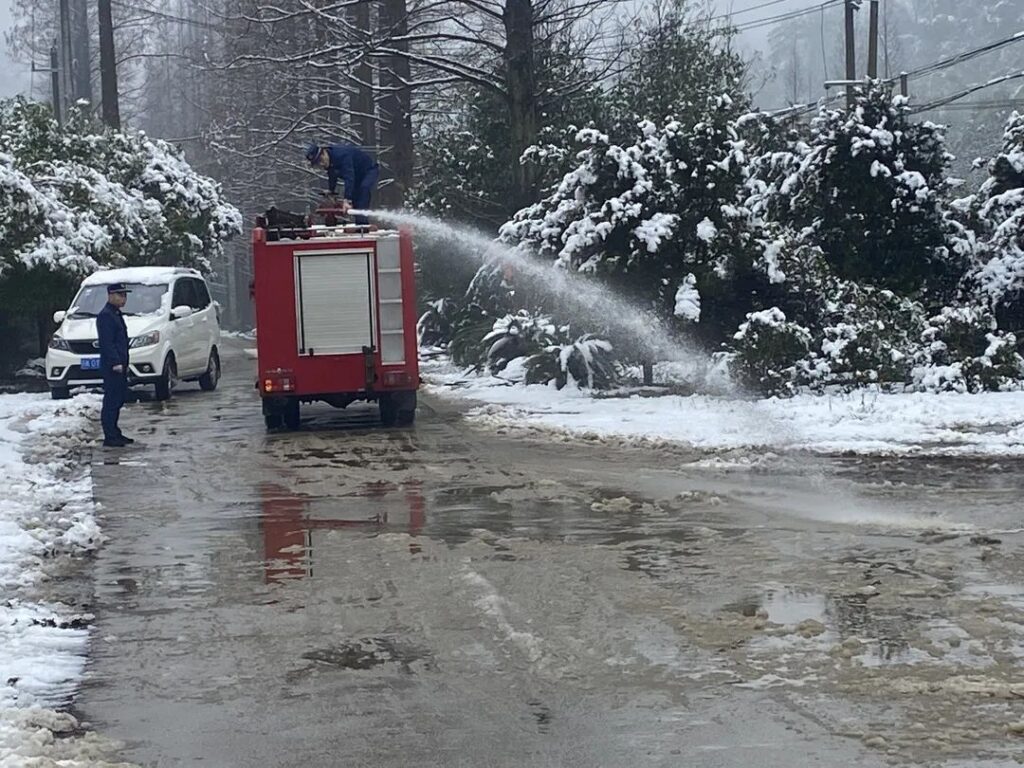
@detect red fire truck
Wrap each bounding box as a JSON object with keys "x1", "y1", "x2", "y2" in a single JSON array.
[{"x1": 251, "y1": 209, "x2": 419, "y2": 431}]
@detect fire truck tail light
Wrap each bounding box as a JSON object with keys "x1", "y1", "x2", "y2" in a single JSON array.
[
  {"x1": 383, "y1": 371, "x2": 411, "y2": 387},
  {"x1": 263, "y1": 373, "x2": 295, "y2": 392}
]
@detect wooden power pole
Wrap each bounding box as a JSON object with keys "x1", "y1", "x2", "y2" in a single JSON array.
[
  {"x1": 71, "y1": 0, "x2": 92, "y2": 105},
  {"x1": 98, "y1": 0, "x2": 121, "y2": 129},
  {"x1": 867, "y1": 0, "x2": 880, "y2": 80},
  {"x1": 49, "y1": 44, "x2": 62, "y2": 125},
  {"x1": 844, "y1": 0, "x2": 857, "y2": 106},
  {"x1": 58, "y1": 0, "x2": 74, "y2": 105}
]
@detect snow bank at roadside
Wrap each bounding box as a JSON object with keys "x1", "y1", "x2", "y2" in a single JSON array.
[
  {"x1": 423, "y1": 359, "x2": 1024, "y2": 457},
  {"x1": 222, "y1": 328, "x2": 256, "y2": 340},
  {"x1": 0, "y1": 394, "x2": 128, "y2": 766}
]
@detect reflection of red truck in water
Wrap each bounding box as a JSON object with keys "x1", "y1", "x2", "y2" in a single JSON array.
[
  {"x1": 251, "y1": 209, "x2": 419, "y2": 431},
  {"x1": 259, "y1": 483, "x2": 426, "y2": 582}
]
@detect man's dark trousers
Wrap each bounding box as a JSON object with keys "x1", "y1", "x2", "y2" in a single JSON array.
[
  {"x1": 101, "y1": 370, "x2": 127, "y2": 441},
  {"x1": 352, "y1": 165, "x2": 379, "y2": 225}
]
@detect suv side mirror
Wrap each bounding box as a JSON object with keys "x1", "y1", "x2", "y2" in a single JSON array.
[
  {"x1": 171, "y1": 305, "x2": 194, "y2": 320},
  {"x1": 53, "y1": 310, "x2": 67, "y2": 324}
]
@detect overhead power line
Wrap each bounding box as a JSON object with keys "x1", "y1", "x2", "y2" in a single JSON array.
[
  {"x1": 708, "y1": 0, "x2": 799, "y2": 22},
  {"x1": 917, "y1": 99, "x2": 1024, "y2": 112},
  {"x1": 707, "y1": 0, "x2": 843, "y2": 35},
  {"x1": 911, "y1": 71, "x2": 1024, "y2": 114},
  {"x1": 903, "y1": 30, "x2": 1024, "y2": 82},
  {"x1": 731, "y1": 0, "x2": 844, "y2": 32}
]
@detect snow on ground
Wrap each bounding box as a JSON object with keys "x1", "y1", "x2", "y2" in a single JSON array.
[
  {"x1": 0, "y1": 394, "x2": 126, "y2": 766},
  {"x1": 13, "y1": 359, "x2": 44, "y2": 380},
  {"x1": 422, "y1": 358, "x2": 1024, "y2": 457},
  {"x1": 222, "y1": 328, "x2": 256, "y2": 340}
]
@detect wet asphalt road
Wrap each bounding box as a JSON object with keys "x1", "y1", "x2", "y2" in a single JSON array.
[{"x1": 81, "y1": 344, "x2": 1024, "y2": 767}]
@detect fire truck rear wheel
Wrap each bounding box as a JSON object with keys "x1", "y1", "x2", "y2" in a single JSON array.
[
  {"x1": 396, "y1": 390, "x2": 417, "y2": 426},
  {"x1": 283, "y1": 398, "x2": 301, "y2": 431},
  {"x1": 381, "y1": 391, "x2": 416, "y2": 427}
]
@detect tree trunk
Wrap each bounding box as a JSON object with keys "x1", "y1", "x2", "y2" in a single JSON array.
[
  {"x1": 97, "y1": 0, "x2": 120, "y2": 129},
  {"x1": 378, "y1": 0, "x2": 414, "y2": 208},
  {"x1": 503, "y1": 0, "x2": 537, "y2": 211},
  {"x1": 350, "y1": 1, "x2": 376, "y2": 148}
]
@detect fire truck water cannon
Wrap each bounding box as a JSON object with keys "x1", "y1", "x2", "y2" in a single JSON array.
[{"x1": 251, "y1": 205, "x2": 419, "y2": 431}]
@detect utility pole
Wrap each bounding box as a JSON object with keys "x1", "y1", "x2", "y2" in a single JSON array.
[
  {"x1": 71, "y1": 0, "x2": 92, "y2": 105},
  {"x1": 58, "y1": 0, "x2": 74, "y2": 104},
  {"x1": 98, "y1": 0, "x2": 121, "y2": 129},
  {"x1": 900, "y1": 72, "x2": 909, "y2": 98},
  {"x1": 844, "y1": 0, "x2": 858, "y2": 107},
  {"x1": 867, "y1": 0, "x2": 879, "y2": 80},
  {"x1": 49, "y1": 44, "x2": 63, "y2": 125},
  {"x1": 32, "y1": 43, "x2": 63, "y2": 124}
]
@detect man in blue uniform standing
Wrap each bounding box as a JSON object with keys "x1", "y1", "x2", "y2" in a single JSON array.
[
  {"x1": 305, "y1": 142, "x2": 379, "y2": 225},
  {"x1": 97, "y1": 283, "x2": 134, "y2": 448}
]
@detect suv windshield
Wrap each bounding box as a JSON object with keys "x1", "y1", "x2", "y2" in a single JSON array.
[{"x1": 69, "y1": 283, "x2": 169, "y2": 317}]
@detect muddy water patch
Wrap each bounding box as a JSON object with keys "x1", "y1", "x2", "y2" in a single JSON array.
[{"x1": 298, "y1": 636, "x2": 431, "y2": 673}]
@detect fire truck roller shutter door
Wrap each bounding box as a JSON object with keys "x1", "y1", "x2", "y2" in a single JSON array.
[{"x1": 294, "y1": 250, "x2": 375, "y2": 356}]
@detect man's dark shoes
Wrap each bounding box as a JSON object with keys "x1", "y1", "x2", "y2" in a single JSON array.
[
  {"x1": 117, "y1": 434, "x2": 136, "y2": 444},
  {"x1": 103, "y1": 437, "x2": 128, "y2": 448}
]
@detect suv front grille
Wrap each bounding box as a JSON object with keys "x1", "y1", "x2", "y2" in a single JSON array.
[{"x1": 68, "y1": 340, "x2": 99, "y2": 355}]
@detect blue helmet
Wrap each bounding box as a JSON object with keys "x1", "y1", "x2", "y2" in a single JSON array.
[{"x1": 304, "y1": 143, "x2": 321, "y2": 165}]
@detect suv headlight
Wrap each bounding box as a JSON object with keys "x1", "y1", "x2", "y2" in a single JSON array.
[
  {"x1": 130, "y1": 331, "x2": 161, "y2": 348},
  {"x1": 48, "y1": 336, "x2": 71, "y2": 352}
]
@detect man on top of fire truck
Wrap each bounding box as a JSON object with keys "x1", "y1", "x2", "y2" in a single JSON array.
[{"x1": 305, "y1": 142, "x2": 379, "y2": 226}]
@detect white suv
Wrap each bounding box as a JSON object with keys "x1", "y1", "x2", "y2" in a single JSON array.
[{"x1": 46, "y1": 267, "x2": 222, "y2": 401}]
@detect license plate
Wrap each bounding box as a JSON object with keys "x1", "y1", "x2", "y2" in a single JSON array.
[{"x1": 81, "y1": 358, "x2": 101, "y2": 371}]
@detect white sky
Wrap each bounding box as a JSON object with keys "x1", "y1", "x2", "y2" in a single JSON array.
[{"x1": 0, "y1": 0, "x2": 32, "y2": 99}]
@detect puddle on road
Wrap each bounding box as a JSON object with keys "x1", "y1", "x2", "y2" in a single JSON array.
[
  {"x1": 962, "y1": 583, "x2": 1024, "y2": 610},
  {"x1": 299, "y1": 636, "x2": 429, "y2": 672},
  {"x1": 761, "y1": 589, "x2": 827, "y2": 626}
]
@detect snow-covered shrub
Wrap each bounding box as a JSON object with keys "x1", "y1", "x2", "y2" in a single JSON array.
[
  {"x1": 770, "y1": 84, "x2": 969, "y2": 301},
  {"x1": 524, "y1": 335, "x2": 620, "y2": 390},
  {"x1": 813, "y1": 284, "x2": 924, "y2": 386},
  {"x1": 417, "y1": 298, "x2": 459, "y2": 347},
  {"x1": 0, "y1": 98, "x2": 241, "y2": 358},
  {"x1": 444, "y1": 262, "x2": 523, "y2": 367},
  {"x1": 0, "y1": 99, "x2": 241, "y2": 276},
  {"x1": 500, "y1": 96, "x2": 763, "y2": 344},
  {"x1": 481, "y1": 311, "x2": 562, "y2": 375},
  {"x1": 673, "y1": 273, "x2": 701, "y2": 322},
  {"x1": 727, "y1": 307, "x2": 812, "y2": 395},
  {"x1": 959, "y1": 111, "x2": 1024, "y2": 335},
  {"x1": 912, "y1": 305, "x2": 1024, "y2": 392}
]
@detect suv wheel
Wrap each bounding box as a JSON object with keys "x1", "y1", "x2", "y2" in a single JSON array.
[
  {"x1": 199, "y1": 348, "x2": 221, "y2": 392},
  {"x1": 50, "y1": 387, "x2": 71, "y2": 401},
  {"x1": 155, "y1": 356, "x2": 177, "y2": 401}
]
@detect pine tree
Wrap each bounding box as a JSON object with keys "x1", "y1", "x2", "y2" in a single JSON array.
[
  {"x1": 773, "y1": 84, "x2": 967, "y2": 302},
  {"x1": 963, "y1": 111, "x2": 1024, "y2": 335}
]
